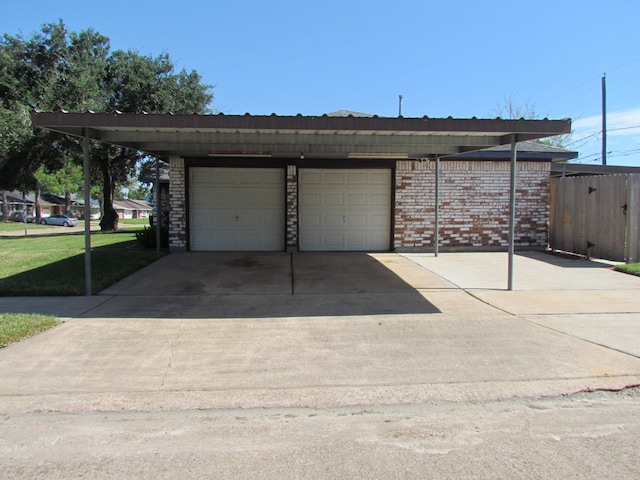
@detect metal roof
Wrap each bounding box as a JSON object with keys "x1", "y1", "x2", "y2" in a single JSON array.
[
  {"x1": 551, "y1": 162, "x2": 640, "y2": 177},
  {"x1": 448, "y1": 140, "x2": 578, "y2": 162},
  {"x1": 30, "y1": 111, "x2": 572, "y2": 159}
]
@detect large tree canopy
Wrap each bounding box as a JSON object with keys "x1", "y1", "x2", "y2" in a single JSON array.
[{"x1": 0, "y1": 20, "x2": 213, "y2": 228}]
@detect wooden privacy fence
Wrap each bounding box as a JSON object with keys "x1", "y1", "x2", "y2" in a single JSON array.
[{"x1": 550, "y1": 174, "x2": 640, "y2": 263}]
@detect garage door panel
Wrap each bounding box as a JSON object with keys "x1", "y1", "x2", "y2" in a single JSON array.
[
  {"x1": 324, "y1": 193, "x2": 345, "y2": 206},
  {"x1": 324, "y1": 172, "x2": 345, "y2": 184},
  {"x1": 235, "y1": 191, "x2": 262, "y2": 206},
  {"x1": 191, "y1": 172, "x2": 213, "y2": 185},
  {"x1": 347, "y1": 193, "x2": 367, "y2": 206},
  {"x1": 299, "y1": 232, "x2": 321, "y2": 248},
  {"x1": 323, "y1": 233, "x2": 345, "y2": 248},
  {"x1": 300, "y1": 171, "x2": 321, "y2": 184},
  {"x1": 371, "y1": 193, "x2": 391, "y2": 206},
  {"x1": 214, "y1": 170, "x2": 238, "y2": 184},
  {"x1": 324, "y1": 214, "x2": 344, "y2": 227},
  {"x1": 212, "y1": 191, "x2": 236, "y2": 207},
  {"x1": 240, "y1": 210, "x2": 270, "y2": 228},
  {"x1": 299, "y1": 213, "x2": 321, "y2": 227},
  {"x1": 370, "y1": 172, "x2": 390, "y2": 184},
  {"x1": 189, "y1": 167, "x2": 284, "y2": 251},
  {"x1": 299, "y1": 168, "x2": 391, "y2": 251},
  {"x1": 234, "y1": 171, "x2": 256, "y2": 184},
  {"x1": 347, "y1": 232, "x2": 367, "y2": 246},
  {"x1": 263, "y1": 192, "x2": 284, "y2": 207},
  {"x1": 300, "y1": 192, "x2": 321, "y2": 206},
  {"x1": 347, "y1": 214, "x2": 367, "y2": 227},
  {"x1": 370, "y1": 214, "x2": 390, "y2": 227},
  {"x1": 261, "y1": 170, "x2": 285, "y2": 184},
  {"x1": 347, "y1": 172, "x2": 368, "y2": 184}
]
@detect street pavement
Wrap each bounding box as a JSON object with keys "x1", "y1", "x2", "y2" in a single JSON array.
[{"x1": 1, "y1": 251, "x2": 639, "y2": 478}]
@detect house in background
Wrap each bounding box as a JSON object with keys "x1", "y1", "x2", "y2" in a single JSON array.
[
  {"x1": 140, "y1": 160, "x2": 169, "y2": 227},
  {"x1": 0, "y1": 191, "x2": 68, "y2": 218},
  {"x1": 31, "y1": 111, "x2": 572, "y2": 253},
  {"x1": 1, "y1": 191, "x2": 35, "y2": 217},
  {"x1": 113, "y1": 199, "x2": 152, "y2": 219}
]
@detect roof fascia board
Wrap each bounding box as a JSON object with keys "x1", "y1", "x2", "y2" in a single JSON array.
[{"x1": 31, "y1": 111, "x2": 572, "y2": 136}]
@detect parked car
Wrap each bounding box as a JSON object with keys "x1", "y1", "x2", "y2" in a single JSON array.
[
  {"x1": 39, "y1": 214, "x2": 79, "y2": 227},
  {"x1": 8, "y1": 211, "x2": 36, "y2": 223}
]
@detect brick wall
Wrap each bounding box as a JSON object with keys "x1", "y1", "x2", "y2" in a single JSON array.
[
  {"x1": 286, "y1": 165, "x2": 298, "y2": 249},
  {"x1": 394, "y1": 159, "x2": 550, "y2": 250},
  {"x1": 167, "y1": 159, "x2": 549, "y2": 252},
  {"x1": 168, "y1": 156, "x2": 187, "y2": 252}
]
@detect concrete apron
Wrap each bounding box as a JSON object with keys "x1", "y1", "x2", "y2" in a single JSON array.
[{"x1": 0, "y1": 251, "x2": 639, "y2": 414}]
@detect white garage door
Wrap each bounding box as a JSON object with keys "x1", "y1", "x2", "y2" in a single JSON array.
[
  {"x1": 189, "y1": 167, "x2": 285, "y2": 251},
  {"x1": 299, "y1": 169, "x2": 391, "y2": 251}
]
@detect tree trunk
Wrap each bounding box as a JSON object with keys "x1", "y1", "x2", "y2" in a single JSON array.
[
  {"x1": 65, "y1": 190, "x2": 71, "y2": 215},
  {"x1": 98, "y1": 161, "x2": 119, "y2": 231},
  {"x1": 1, "y1": 191, "x2": 8, "y2": 221},
  {"x1": 35, "y1": 184, "x2": 42, "y2": 219}
]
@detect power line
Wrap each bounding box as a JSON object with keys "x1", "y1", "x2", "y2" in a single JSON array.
[
  {"x1": 540, "y1": 56, "x2": 640, "y2": 107},
  {"x1": 563, "y1": 124, "x2": 640, "y2": 149},
  {"x1": 608, "y1": 125, "x2": 640, "y2": 133},
  {"x1": 575, "y1": 147, "x2": 640, "y2": 164}
]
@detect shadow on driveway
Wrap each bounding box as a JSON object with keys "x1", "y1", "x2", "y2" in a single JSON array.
[{"x1": 82, "y1": 252, "x2": 441, "y2": 319}]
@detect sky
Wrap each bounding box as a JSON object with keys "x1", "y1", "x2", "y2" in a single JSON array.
[{"x1": 2, "y1": 0, "x2": 640, "y2": 166}]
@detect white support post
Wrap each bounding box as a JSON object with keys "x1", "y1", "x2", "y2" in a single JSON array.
[
  {"x1": 508, "y1": 135, "x2": 518, "y2": 291},
  {"x1": 83, "y1": 134, "x2": 92, "y2": 296},
  {"x1": 155, "y1": 157, "x2": 161, "y2": 256},
  {"x1": 434, "y1": 156, "x2": 440, "y2": 257}
]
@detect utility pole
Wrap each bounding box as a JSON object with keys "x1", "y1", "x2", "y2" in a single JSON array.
[{"x1": 602, "y1": 73, "x2": 607, "y2": 165}]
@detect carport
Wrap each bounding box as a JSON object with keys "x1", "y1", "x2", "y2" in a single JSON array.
[{"x1": 30, "y1": 111, "x2": 571, "y2": 294}]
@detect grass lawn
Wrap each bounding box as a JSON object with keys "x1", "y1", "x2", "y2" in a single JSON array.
[
  {"x1": 0, "y1": 221, "x2": 54, "y2": 232},
  {"x1": 119, "y1": 218, "x2": 150, "y2": 225},
  {"x1": 615, "y1": 263, "x2": 640, "y2": 277},
  {"x1": 0, "y1": 229, "x2": 164, "y2": 295},
  {"x1": 0, "y1": 313, "x2": 60, "y2": 347}
]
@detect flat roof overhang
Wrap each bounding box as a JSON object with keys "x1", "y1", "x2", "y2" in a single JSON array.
[
  {"x1": 30, "y1": 111, "x2": 572, "y2": 159},
  {"x1": 551, "y1": 163, "x2": 640, "y2": 176}
]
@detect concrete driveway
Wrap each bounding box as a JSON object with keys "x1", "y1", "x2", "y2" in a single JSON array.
[
  {"x1": 2, "y1": 251, "x2": 640, "y2": 478},
  {"x1": 1, "y1": 250, "x2": 639, "y2": 413},
  {"x1": 90, "y1": 252, "x2": 446, "y2": 318}
]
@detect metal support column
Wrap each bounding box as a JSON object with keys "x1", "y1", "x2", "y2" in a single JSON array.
[
  {"x1": 82, "y1": 134, "x2": 92, "y2": 296},
  {"x1": 434, "y1": 156, "x2": 440, "y2": 257},
  {"x1": 602, "y1": 73, "x2": 607, "y2": 166},
  {"x1": 507, "y1": 135, "x2": 518, "y2": 291},
  {"x1": 155, "y1": 157, "x2": 161, "y2": 256}
]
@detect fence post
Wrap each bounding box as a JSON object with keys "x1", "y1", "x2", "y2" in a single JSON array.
[{"x1": 627, "y1": 175, "x2": 639, "y2": 263}]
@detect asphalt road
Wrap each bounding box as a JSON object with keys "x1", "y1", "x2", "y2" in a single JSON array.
[{"x1": 2, "y1": 387, "x2": 639, "y2": 479}]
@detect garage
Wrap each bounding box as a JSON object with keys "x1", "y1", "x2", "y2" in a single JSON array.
[
  {"x1": 298, "y1": 169, "x2": 392, "y2": 251},
  {"x1": 189, "y1": 167, "x2": 285, "y2": 251}
]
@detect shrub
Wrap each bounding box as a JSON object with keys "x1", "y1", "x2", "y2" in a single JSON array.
[{"x1": 135, "y1": 225, "x2": 169, "y2": 249}]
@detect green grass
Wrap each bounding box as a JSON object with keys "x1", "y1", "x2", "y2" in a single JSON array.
[
  {"x1": 0, "y1": 313, "x2": 60, "y2": 347},
  {"x1": 615, "y1": 263, "x2": 640, "y2": 277},
  {"x1": 0, "y1": 221, "x2": 53, "y2": 232},
  {"x1": 0, "y1": 229, "x2": 164, "y2": 295},
  {"x1": 0, "y1": 220, "x2": 100, "y2": 232},
  {"x1": 119, "y1": 218, "x2": 150, "y2": 225}
]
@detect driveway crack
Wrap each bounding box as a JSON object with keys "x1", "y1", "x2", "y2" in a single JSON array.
[{"x1": 161, "y1": 321, "x2": 183, "y2": 388}]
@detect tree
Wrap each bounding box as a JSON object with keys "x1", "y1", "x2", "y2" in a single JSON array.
[
  {"x1": 0, "y1": 20, "x2": 213, "y2": 229},
  {"x1": 93, "y1": 49, "x2": 212, "y2": 230},
  {"x1": 492, "y1": 94, "x2": 571, "y2": 148},
  {"x1": 1, "y1": 21, "x2": 108, "y2": 215},
  {"x1": 127, "y1": 183, "x2": 151, "y2": 201},
  {"x1": 35, "y1": 159, "x2": 83, "y2": 215}
]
